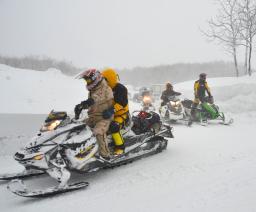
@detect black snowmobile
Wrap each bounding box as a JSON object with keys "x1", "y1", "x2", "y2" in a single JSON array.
[{"x1": 0, "y1": 109, "x2": 173, "y2": 197}]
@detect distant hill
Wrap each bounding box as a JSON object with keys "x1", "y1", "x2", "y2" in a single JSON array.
[
  {"x1": 0, "y1": 55, "x2": 81, "y2": 76},
  {"x1": 118, "y1": 61, "x2": 245, "y2": 86},
  {"x1": 0, "y1": 56, "x2": 251, "y2": 86}
]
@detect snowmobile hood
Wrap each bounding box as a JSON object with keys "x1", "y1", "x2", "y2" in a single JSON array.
[{"x1": 25, "y1": 122, "x2": 86, "y2": 149}]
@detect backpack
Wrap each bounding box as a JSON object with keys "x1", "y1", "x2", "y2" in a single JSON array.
[{"x1": 131, "y1": 111, "x2": 161, "y2": 135}]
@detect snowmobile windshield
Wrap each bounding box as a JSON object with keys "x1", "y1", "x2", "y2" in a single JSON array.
[
  {"x1": 168, "y1": 96, "x2": 179, "y2": 102},
  {"x1": 40, "y1": 120, "x2": 61, "y2": 132}
]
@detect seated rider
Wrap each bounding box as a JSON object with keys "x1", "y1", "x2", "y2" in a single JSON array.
[
  {"x1": 141, "y1": 87, "x2": 151, "y2": 98},
  {"x1": 161, "y1": 82, "x2": 181, "y2": 106},
  {"x1": 190, "y1": 73, "x2": 213, "y2": 121},
  {"x1": 101, "y1": 68, "x2": 129, "y2": 155},
  {"x1": 74, "y1": 69, "x2": 114, "y2": 160}
]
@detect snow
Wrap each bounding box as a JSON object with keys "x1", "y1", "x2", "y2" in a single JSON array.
[
  {"x1": 1, "y1": 64, "x2": 256, "y2": 212},
  {"x1": 0, "y1": 64, "x2": 86, "y2": 114}
]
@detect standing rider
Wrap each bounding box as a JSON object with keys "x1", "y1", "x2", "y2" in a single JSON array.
[
  {"x1": 189, "y1": 73, "x2": 213, "y2": 124},
  {"x1": 101, "y1": 68, "x2": 129, "y2": 155},
  {"x1": 75, "y1": 69, "x2": 114, "y2": 160},
  {"x1": 160, "y1": 82, "x2": 181, "y2": 106}
]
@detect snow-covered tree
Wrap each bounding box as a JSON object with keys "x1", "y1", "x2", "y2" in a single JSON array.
[
  {"x1": 237, "y1": 0, "x2": 256, "y2": 76},
  {"x1": 204, "y1": 0, "x2": 242, "y2": 77}
]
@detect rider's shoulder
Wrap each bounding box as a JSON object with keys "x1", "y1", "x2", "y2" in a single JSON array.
[{"x1": 114, "y1": 83, "x2": 127, "y2": 92}]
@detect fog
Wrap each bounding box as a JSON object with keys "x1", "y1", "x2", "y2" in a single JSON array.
[{"x1": 0, "y1": 0, "x2": 231, "y2": 68}]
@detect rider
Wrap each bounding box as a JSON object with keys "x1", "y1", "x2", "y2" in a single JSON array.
[
  {"x1": 160, "y1": 82, "x2": 181, "y2": 106},
  {"x1": 74, "y1": 69, "x2": 114, "y2": 160},
  {"x1": 141, "y1": 87, "x2": 151, "y2": 98},
  {"x1": 189, "y1": 73, "x2": 213, "y2": 123},
  {"x1": 101, "y1": 68, "x2": 129, "y2": 155}
]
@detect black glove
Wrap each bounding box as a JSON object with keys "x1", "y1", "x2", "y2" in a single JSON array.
[
  {"x1": 102, "y1": 107, "x2": 114, "y2": 119},
  {"x1": 81, "y1": 98, "x2": 95, "y2": 109},
  {"x1": 74, "y1": 98, "x2": 95, "y2": 119},
  {"x1": 74, "y1": 104, "x2": 83, "y2": 119}
]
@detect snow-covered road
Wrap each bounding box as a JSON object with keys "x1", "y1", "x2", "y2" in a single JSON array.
[
  {"x1": 0, "y1": 113, "x2": 256, "y2": 212},
  {"x1": 1, "y1": 64, "x2": 256, "y2": 211}
]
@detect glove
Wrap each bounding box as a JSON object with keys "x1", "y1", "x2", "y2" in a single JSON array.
[
  {"x1": 102, "y1": 107, "x2": 114, "y2": 119},
  {"x1": 74, "y1": 104, "x2": 83, "y2": 119},
  {"x1": 81, "y1": 98, "x2": 95, "y2": 109},
  {"x1": 74, "y1": 98, "x2": 95, "y2": 120}
]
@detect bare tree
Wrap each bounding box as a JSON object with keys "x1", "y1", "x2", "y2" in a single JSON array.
[
  {"x1": 237, "y1": 0, "x2": 256, "y2": 76},
  {"x1": 203, "y1": 0, "x2": 242, "y2": 77}
]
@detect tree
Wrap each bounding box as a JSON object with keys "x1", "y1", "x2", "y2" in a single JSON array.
[
  {"x1": 237, "y1": 0, "x2": 256, "y2": 76},
  {"x1": 203, "y1": 0, "x2": 242, "y2": 77}
]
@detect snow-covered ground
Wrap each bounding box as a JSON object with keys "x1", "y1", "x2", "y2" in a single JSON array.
[
  {"x1": 1, "y1": 64, "x2": 256, "y2": 212},
  {"x1": 0, "y1": 64, "x2": 86, "y2": 114}
]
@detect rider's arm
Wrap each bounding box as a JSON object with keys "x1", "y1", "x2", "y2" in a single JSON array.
[
  {"x1": 113, "y1": 84, "x2": 129, "y2": 114},
  {"x1": 194, "y1": 81, "x2": 199, "y2": 99},
  {"x1": 205, "y1": 82, "x2": 212, "y2": 97},
  {"x1": 161, "y1": 91, "x2": 168, "y2": 102},
  {"x1": 174, "y1": 91, "x2": 182, "y2": 96}
]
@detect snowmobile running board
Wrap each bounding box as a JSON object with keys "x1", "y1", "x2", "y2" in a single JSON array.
[
  {"x1": 106, "y1": 126, "x2": 172, "y2": 163},
  {"x1": 97, "y1": 134, "x2": 169, "y2": 166},
  {"x1": 7, "y1": 179, "x2": 89, "y2": 198}
]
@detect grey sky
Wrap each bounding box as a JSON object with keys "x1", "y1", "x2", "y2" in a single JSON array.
[{"x1": 0, "y1": 0, "x2": 231, "y2": 68}]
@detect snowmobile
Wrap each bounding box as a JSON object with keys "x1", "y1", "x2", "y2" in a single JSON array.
[
  {"x1": 159, "y1": 95, "x2": 188, "y2": 124},
  {"x1": 0, "y1": 109, "x2": 173, "y2": 197},
  {"x1": 181, "y1": 97, "x2": 233, "y2": 126}
]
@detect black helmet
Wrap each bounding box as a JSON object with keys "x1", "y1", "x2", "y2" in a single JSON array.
[
  {"x1": 166, "y1": 82, "x2": 173, "y2": 90},
  {"x1": 199, "y1": 73, "x2": 207, "y2": 80}
]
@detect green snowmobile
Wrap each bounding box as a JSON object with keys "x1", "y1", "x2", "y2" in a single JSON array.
[{"x1": 182, "y1": 98, "x2": 233, "y2": 126}]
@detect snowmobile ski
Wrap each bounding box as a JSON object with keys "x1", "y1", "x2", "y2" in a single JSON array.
[
  {"x1": 221, "y1": 118, "x2": 234, "y2": 125},
  {"x1": 0, "y1": 169, "x2": 45, "y2": 181},
  {"x1": 7, "y1": 179, "x2": 89, "y2": 198}
]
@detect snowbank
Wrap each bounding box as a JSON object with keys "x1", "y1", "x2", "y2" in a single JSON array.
[
  {"x1": 1, "y1": 64, "x2": 256, "y2": 116},
  {"x1": 0, "y1": 64, "x2": 87, "y2": 114},
  {"x1": 175, "y1": 74, "x2": 256, "y2": 115}
]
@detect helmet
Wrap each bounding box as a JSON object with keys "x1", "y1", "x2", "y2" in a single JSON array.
[
  {"x1": 166, "y1": 82, "x2": 173, "y2": 90},
  {"x1": 199, "y1": 73, "x2": 207, "y2": 81},
  {"x1": 141, "y1": 87, "x2": 148, "y2": 91},
  {"x1": 78, "y1": 69, "x2": 102, "y2": 90},
  {"x1": 101, "y1": 68, "x2": 119, "y2": 88}
]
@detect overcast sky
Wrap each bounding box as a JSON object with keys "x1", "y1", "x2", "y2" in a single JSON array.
[{"x1": 0, "y1": 0, "x2": 233, "y2": 68}]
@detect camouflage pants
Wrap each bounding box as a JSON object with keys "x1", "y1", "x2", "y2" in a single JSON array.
[{"x1": 92, "y1": 119, "x2": 111, "y2": 158}]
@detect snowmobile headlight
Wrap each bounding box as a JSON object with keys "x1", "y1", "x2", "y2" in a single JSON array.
[
  {"x1": 170, "y1": 100, "x2": 181, "y2": 107},
  {"x1": 33, "y1": 154, "x2": 44, "y2": 160},
  {"x1": 170, "y1": 101, "x2": 176, "y2": 106},
  {"x1": 143, "y1": 96, "x2": 152, "y2": 104},
  {"x1": 40, "y1": 120, "x2": 61, "y2": 132}
]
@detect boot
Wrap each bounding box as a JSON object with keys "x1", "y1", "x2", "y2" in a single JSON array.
[
  {"x1": 114, "y1": 144, "x2": 125, "y2": 155},
  {"x1": 96, "y1": 135, "x2": 111, "y2": 158},
  {"x1": 112, "y1": 132, "x2": 125, "y2": 155}
]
